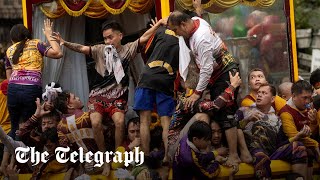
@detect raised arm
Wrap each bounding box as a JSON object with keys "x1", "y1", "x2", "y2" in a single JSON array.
[
  {"x1": 43, "y1": 19, "x2": 63, "y2": 59},
  {"x1": 51, "y1": 32, "x2": 90, "y2": 55},
  {"x1": 193, "y1": 0, "x2": 203, "y2": 17},
  {"x1": 139, "y1": 18, "x2": 167, "y2": 45}
]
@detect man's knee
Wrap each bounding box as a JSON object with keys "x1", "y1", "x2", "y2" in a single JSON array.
[
  {"x1": 114, "y1": 118, "x2": 125, "y2": 128},
  {"x1": 90, "y1": 113, "x2": 103, "y2": 128}
]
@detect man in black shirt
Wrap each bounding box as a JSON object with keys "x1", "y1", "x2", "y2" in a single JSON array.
[{"x1": 134, "y1": 26, "x2": 179, "y2": 163}]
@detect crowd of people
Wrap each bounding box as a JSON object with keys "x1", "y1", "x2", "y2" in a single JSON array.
[{"x1": 1, "y1": 0, "x2": 320, "y2": 179}]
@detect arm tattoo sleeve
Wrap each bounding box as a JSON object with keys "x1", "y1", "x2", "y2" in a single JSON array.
[{"x1": 63, "y1": 41, "x2": 85, "y2": 53}]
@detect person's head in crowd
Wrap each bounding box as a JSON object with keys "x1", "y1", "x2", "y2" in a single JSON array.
[
  {"x1": 127, "y1": 117, "x2": 140, "y2": 142},
  {"x1": 210, "y1": 120, "x2": 223, "y2": 148},
  {"x1": 313, "y1": 94, "x2": 320, "y2": 111},
  {"x1": 40, "y1": 127, "x2": 59, "y2": 154},
  {"x1": 9, "y1": 24, "x2": 32, "y2": 65},
  {"x1": 278, "y1": 82, "x2": 293, "y2": 101},
  {"x1": 41, "y1": 110, "x2": 60, "y2": 132},
  {"x1": 248, "y1": 68, "x2": 267, "y2": 92},
  {"x1": 291, "y1": 80, "x2": 313, "y2": 111},
  {"x1": 42, "y1": 82, "x2": 62, "y2": 111},
  {"x1": 0, "y1": 79, "x2": 8, "y2": 96},
  {"x1": 310, "y1": 68, "x2": 320, "y2": 95},
  {"x1": 54, "y1": 91, "x2": 84, "y2": 114},
  {"x1": 167, "y1": 11, "x2": 194, "y2": 39},
  {"x1": 101, "y1": 20, "x2": 124, "y2": 49},
  {"x1": 256, "y1": 83, "x2": 276, "y2": 110},
  {"x1": 188, "y1": 121, "x2": 212, "y2": 151}
]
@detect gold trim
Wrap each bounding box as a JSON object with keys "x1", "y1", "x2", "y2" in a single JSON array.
[
  {"x1": 161, "y1": 0, "x2": 170, "y2": 18},
  {"x1": 202, "y1": 0, "x2": 216, "y2": 9},
  {"x1": 289, "y1": 0, "x2": 299, "y2": 82},
  {"x1": 22, "y1": 0, "x2": 28, "y2": 28},
  {"x1": 99, "y1": 0, "x2": 132, "y2": 15},
  {"x1": 59, "y1": 0, "x2": 93, "y2": 17}
]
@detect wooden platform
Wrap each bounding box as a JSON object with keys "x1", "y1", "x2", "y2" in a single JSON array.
[{"x1": 1, "y1": 160, "x2": 319, "y2": 180}]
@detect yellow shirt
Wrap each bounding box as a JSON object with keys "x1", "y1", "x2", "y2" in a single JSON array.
[
  {"x1": 241, "y1": 92, "x2": 286, "y2": 114},
  {"x1": 280, "y1": 98, "x2": 319, "y2": 147},
  {"x1": 0, "y1": 87, "x2": 11, "y2": 135}
]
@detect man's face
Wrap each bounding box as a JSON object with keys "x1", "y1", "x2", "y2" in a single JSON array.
[
  {"x1": 127, "y1": 122, "x2": 140, "y2": 142},
  {"x1": 249, "y1": 71, "x2": 267, "y2": 91},
  {"x1": 256, "y1": 86, "x2": 274, "y2": 107},
  {"x1": 68, "y1": 93, "x2": 84, "y2": 110},
  {"x1": 102, "y1": 29, "x2": 122, "y2": 49},
  {"x1": 292, "y1": 90, "x2": 313, "y2": 110},
  {"x1": 211, "y1": 122, "x2": 222, "y2": 147},
  {"x1": 41, "y1": 118, "x2": 58, "y2": 132},
  {"x1": 168, "y1": 22, "x2": 189, "y2": 38}
]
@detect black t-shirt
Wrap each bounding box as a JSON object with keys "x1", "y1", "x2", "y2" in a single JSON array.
[{"x1": 137, "y1": 27, "x2": 179, "y2": 96}]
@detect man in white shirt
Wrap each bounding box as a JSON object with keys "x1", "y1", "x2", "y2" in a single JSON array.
[{"x1": 167, "y1": 10, "x2": 244, "y2": 167}]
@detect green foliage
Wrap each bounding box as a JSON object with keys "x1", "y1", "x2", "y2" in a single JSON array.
[{"x1": 294, "y1": 0, "x2": 320, "y2": 29}]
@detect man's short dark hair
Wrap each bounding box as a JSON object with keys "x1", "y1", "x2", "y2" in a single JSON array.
[
  {"x1": 310, "y1": 68, "x2": 320, "y2": 87},
  {"x1": 41, "y1": 110, "x2": 61, "y2": 124},
  {"x1": 53, "y1": 91, "x2": 70, "y2": 114},
  {"x1": 101, "y1": 20, "x2": 123, "y2": 33},
  {"x1": 168, "y1": 11, "x2": 192, "y2": 26},
  {"x1": 259, "y1": 83, "x2": 277, "y2": 96},
  {"x1": 40, "y1": 127, "x2": 59, "y2": 144},
  {"x1": 127, "y1": 117, "x2": 140, "y2": 128},
  {"x1": 291, "y1": 80, "x2": 313, "y2": 95},
  {"x1": 188, "y1": 121, "x2": 212, "y2": 142}
]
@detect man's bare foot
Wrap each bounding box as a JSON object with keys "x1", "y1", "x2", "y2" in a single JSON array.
[
  {"x1": 102, "y1": 163, "x2": 110, "y2": 177},
  {"x1": 240, "y1": 151, "x2": 253, "y2": 164},
  {"x1": 224, "y1": 154, "x2": 241, "y2": 167}
]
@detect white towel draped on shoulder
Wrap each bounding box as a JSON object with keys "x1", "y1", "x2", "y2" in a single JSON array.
[
  {"x1": 104, "y1": 45, "x2": 125, "y2": 84},
  {"x1": 179, "y1": 36, "x2": 191, "y2": 82}
]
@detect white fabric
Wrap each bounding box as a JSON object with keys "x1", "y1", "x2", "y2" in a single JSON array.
[
  {"x1": 104, "y1": 45, "x2": 125, "y2": 84},
  {"x1": 42, "y1": 82, "x2": 62, "y2": 101},
  {"x1": 179, "y1": 36, "x2": 191, "y2": 82},
  {"x1": 33, "y1": 7, "x2": 89, "y2": 109},
  {"x1": 190, "y1": 17, "x2": 223, "y2": 92},
  {"x1": 243, "y1": 104, "x2": 281, "y2": 134}
]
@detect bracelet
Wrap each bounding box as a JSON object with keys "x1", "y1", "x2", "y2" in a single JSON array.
[{"x1": 31, "y1": 115, "x2": 39, "y2": 122}]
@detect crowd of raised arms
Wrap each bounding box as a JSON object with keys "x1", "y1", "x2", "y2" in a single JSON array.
[{"x1": 1, "y1": 0, "x2": 320, "y2": 180}]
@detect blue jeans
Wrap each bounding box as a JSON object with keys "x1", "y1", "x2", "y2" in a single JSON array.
[{"x1": 7, "y1": 84, "x2": 42, "y2": 140}]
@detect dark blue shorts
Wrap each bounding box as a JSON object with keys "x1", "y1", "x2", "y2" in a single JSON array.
[{"x1": 134, "y1": 88, "x2": 175, "y2": 117}]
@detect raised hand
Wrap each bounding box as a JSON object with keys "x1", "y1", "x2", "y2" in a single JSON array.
[
  {"x1": 34, "y1": 98, "x2": 51, "y2": 118},
  {"x1": 50, "y1": 32, "x2": 65, "y2": 46},
  {"x1": 149, "y1": 18, "x2": 158, "y2": 27},
  {"x1": 229, "y1": 71, "x2": 242, "y2": 89},
  {"x1": 192, "y1": 0, "x2": 202, "y2": 10},
  {"x1": 43, "y1": 18, "x2": 53, "y2": 36}
]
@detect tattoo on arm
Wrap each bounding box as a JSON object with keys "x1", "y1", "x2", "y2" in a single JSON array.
[{"x1": 63, "y1": 41, "x2": 85, "y2": 53}]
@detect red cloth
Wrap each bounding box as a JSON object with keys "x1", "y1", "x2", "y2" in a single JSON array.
[{"x1": 0, "y1": 79, "x2": 8, "y2": 95}]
